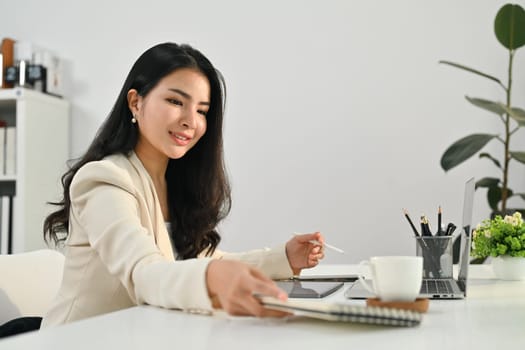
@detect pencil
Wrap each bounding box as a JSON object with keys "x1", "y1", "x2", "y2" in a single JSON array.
[
  {"x1": 437, "y1": 206, "x2": 444, "y2": 236},
  {"x1": 402, "y1": 208, "x2": 420, "y2": 237}
]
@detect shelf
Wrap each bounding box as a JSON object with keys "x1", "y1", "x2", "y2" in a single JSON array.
[
  {"x1": 0, "y1": 175, "x2": 16, "y2": 181},
  {"x1": 0, "y1": 88, "x2": 69, "y2": 253},
  {"x1": 0, "y1": 87, "x2": 67, "y2": 108}
]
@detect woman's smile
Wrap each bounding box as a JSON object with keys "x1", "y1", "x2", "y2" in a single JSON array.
[{"x1": 169, "y1": 131, "x2": 192, "y2": 146}]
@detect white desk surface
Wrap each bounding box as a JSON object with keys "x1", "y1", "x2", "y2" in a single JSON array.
[{"x1": 1, "y1": 264, "x2": 524, "y2": 349}]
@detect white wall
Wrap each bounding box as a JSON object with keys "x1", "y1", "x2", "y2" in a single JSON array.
[{"x1": 1, "y1": 0, "x2": 524, "y2": 263}]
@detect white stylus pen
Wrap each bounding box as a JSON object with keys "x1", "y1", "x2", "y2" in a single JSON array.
[{"x1": 293, "y1": 232, "x2": 345, "y2": 254}]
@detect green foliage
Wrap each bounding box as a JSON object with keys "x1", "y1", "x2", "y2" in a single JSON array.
[
  {"x1": 494, "y1": 4, "x2": 525, "y2": 49},
  {"x1": 440, "y1": 134, "x2": 497, "y2": 171},
  {"x1": 471, "y1": 212, "x2": 525, "y2": 258},
  {"x1": 440, "y1": 4, "x2": 525, "y2": 213}
]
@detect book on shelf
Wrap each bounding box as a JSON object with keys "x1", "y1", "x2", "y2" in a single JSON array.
[
  {"x1": 0, "y1": 120, "x2": 16, "y2": 176},
  {"x1": 0, "y1": 120, "x2": 5, "y2": 175},
  {"x1": 0, "y1": 197, "x2": 5, "y2": 254},
  {"x1": 5, "y1": 126, "x2": 16, "y2": 175},
  {"x1": 0, "y1": 195, "x2": 13, "y2": 254}
]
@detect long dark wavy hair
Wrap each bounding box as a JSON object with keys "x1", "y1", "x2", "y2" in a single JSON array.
[{"x1": 44, "y1": 42, "x2": 231, "y2": 259}]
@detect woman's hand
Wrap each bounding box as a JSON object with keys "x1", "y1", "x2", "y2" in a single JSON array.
[
  {"x1": 206, "y1": 259, "x2": 289, "y2": 317},
  {"x1": 285, "y1": 232, "x2": 325, "y2": 275}
]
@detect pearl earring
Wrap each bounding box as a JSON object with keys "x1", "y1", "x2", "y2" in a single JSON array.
[{"x1": 131, "y1": 115, "x2": 137, "y2": 123}]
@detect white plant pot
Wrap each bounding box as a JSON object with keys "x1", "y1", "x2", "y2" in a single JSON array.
[{"x1": 492, "y1": 256, "x2": 525, "y2": 281}]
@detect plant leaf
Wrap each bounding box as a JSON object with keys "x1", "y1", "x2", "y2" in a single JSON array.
[
  {"x1": 476, "y1": 177, "x2": 500, "y2": 188},
  {"x1": 510, "y1": 151, "x2": 525, "y2": 164},
  {"x1": 479, "y1": 152, "x2": 502, "y2": 168},
  {"x1": 441, "y1": 134, "x2": 497, "y2": 171},
  {"x1": 487, "y1": 187, "x2": 514, "y2": 211},
  {"x1": 494, "y1": 4, "x2": 525, "y2": 50},
  {"x1": 499, "y1": 104, "x2": 525, "y2": 126},
  {"x1": 487, "y1": 186, "x2": 501, "y2": 211},
  {"x1": 439, "y1": 60, "x2": 502, "y2": 84},
  {"x1": 466, "y1": 97, "x2": 506, "y2": 116}
]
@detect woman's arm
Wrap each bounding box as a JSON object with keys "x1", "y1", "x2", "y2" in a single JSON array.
[
  {"x1": 71, "y1": 161, "x2": 214, "y2": 312},
  {"x1": 209, "y1": 232, "x2": 325, "y2": 278}
]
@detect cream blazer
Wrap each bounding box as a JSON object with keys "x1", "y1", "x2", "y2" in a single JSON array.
[{"x1": 41, "y1": 152, "x2": 293, "y2": 327}]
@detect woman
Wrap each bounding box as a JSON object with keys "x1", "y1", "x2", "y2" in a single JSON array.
[{"x1": 41, "y1": 42, "x2": 324, "y2": 327}]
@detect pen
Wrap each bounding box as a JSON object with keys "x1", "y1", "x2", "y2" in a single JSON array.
[
  {"x1": 421, "y1": 215, "x2": 433, "y2": 236},
  {"x1": 445, "y1": 222, "x2": 457, "y2": 236},
  {"x1": 292, "y1": 232, "x2": 345, "y2": 254}
]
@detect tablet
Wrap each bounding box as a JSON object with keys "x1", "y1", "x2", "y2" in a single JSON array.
[
  {"x1": 291, "y1": 274, "x2": 358, "y2": 282},
  {"x1": 276, "y1": 281, "x2": 344, "y2": 298}
]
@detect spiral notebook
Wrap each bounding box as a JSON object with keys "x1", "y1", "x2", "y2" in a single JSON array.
[{"x1": 256, "y1": 295, "x2": 422, "y2": 327}]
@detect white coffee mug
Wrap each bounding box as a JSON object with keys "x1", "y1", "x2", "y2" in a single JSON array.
[{"x1": 358, "y1": 256, "x2": 423, "y2": 302}]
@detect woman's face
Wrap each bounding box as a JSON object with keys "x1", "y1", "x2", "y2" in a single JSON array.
[{"x1": 132, "y1": 68, "x2": 210, "y2": 162}]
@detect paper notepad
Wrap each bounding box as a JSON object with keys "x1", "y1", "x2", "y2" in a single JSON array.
[{"x1": 256, "y1": 296, "x2": 422, "y2": 327}]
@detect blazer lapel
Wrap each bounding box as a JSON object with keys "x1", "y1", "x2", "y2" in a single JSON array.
[{"x1": 129, "y1": 152, "x2": 175, "y2": 261}]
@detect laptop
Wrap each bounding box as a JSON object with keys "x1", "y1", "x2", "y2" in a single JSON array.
[{"x1": 345, "y1": 177, "x2": 475, "y2": 300}]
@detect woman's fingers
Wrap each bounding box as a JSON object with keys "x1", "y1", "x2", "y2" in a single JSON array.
[
  {"x1": 294, "y1": 231, "x2": 323, "y2": 244},
  {"x1": 250, "y1": 272, "x2": 287, "y2": 300},
  {"x1": 206, "y1": 259, "x2": 289, "y2": 317},
  {"x1": 310, "y1": 246, "x2": 324, "y2": 261}
]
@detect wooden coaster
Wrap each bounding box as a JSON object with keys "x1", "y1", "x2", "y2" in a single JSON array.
[{"x1": 366, "y1": 298, "x2": 429, "y2": 313}]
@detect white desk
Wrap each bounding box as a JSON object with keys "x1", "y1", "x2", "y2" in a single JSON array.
[{"x1": 1, "y1": 264, "x2": 524, "y2": 349}]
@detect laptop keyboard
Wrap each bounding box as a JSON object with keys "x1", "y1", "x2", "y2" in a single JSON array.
[{"x1": 420, "y1": 279, "x2": 454, "y2": 294}]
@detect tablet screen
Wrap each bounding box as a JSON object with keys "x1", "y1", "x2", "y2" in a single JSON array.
[{"x1": 276, "y1": 281, "x2": 344, "y2": 298}]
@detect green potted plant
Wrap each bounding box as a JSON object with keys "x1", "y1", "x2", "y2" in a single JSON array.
[
  {"x1": 471, "y1": 211, "x2": 525, "y2": 280},
  {"x1": 440, "y1": 3, "x2": 525, "y2": 216}
]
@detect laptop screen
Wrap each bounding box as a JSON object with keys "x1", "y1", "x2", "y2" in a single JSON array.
[{"x1": 458, "y1": 177, "x2": 475, "y2": 289}]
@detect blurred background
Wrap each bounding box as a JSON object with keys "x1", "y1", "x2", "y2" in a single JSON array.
[{"x1": 1, "y1": 0, "x2": 524, "y2": 263}]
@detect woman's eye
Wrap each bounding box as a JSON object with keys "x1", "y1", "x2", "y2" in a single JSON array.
[
  {"x1": 167, "y1": 98, "x2": 182, "y2": 106},
  {"x1": 198, "y1": 110, "x2": 208, "y2": 116}
]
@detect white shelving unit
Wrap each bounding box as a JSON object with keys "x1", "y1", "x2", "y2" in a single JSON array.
[{"x1": 0, "y1": 88, "x2": 69, "y2": 253}]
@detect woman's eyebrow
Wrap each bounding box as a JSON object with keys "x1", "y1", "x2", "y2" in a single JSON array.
[{"x1": 168, "y1": 88, "x2": 210, "y2": 106}]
